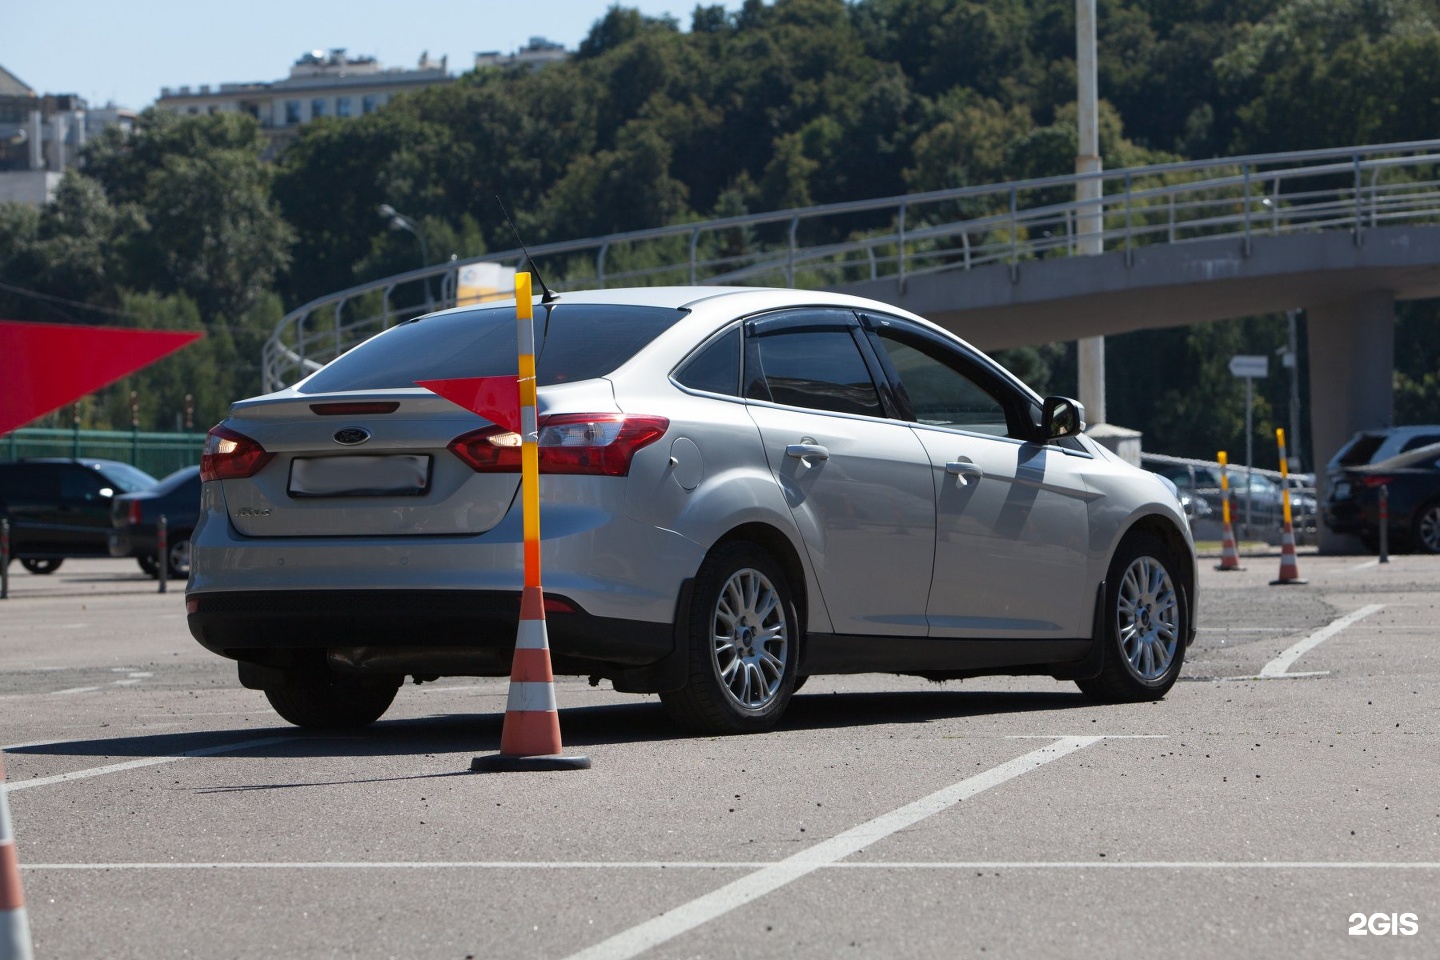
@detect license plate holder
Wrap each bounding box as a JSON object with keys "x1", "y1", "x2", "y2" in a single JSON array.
[{"x1": 288, "y1": 455, "x2": 432, "y2": 498}]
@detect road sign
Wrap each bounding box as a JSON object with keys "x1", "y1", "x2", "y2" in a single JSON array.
[{"x1": 1229, "y1": 354, "x2": 1269, "y2": 378}]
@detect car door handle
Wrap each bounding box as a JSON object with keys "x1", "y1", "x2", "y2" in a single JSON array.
[
  {"x1": 946, "y1": 461, "x2": 985, "y2": 484},
  {"x1": 785, "y1": 443, "x2": 830, "y2": 462}
]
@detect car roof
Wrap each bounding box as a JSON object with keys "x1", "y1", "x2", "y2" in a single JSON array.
[{"x1": 1366, "y1": 440, "x2": 1440, "y2": 472}]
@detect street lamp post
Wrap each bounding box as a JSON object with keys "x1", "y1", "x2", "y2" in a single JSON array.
[{"x1": 377, "y1": 203, "x2": 432, "y2": 309}]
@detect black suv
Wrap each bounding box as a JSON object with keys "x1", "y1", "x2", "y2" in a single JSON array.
[{"x1": 0, "y1": 459, "x2": 158, "y2": 574}]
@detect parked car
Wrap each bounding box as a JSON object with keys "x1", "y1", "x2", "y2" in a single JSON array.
[
  {"x1": 1326, "y1": 425, "x2": 1440, "y2": 480},
  {"x1": 1323, "y1": 441, "x2": 1440, "y2": 552},
  {"x1": 0, "y1": 458, "x2": 158, "y2": 574},
  {"x1": 188, "y1": 286, "x2": 1197, "y2": 733},
  {"x1": 109, "y1": 465, "x2": 202, "y2": 579},
  {"x1": 1155, "y1": 464, "x2": 1315, "y2": 531}
]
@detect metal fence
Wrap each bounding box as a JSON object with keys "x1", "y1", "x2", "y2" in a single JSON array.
[
  {"x1": 264, "y1": 138, "x2": 1440, "y2": 391},
  {"x1": 1141, "y1": 452, "x2": 1318, "y2": 543},
  {"x1": 1, "y1": 428, "x2": 207, "y2": 479}
]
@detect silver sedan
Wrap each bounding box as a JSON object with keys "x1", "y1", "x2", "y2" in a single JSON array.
[{"x1": 187, "y1": 286, "x2": 1196, "y2": 733}]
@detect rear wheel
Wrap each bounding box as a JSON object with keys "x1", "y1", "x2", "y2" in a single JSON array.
[
  {"x1": 660, "y1": 542, "x2": 798, "y2": 734},
  {"x1": 19, "y1": 558, "x2": 62, "y2": 575},
  {"x1": 264, "y1": 671, "x2": 400, "y2": 729},
  {"x1": 1411, "y1": 501, "x2": 1440, "y2": 554},
  {"x1": 1076, "y1": 532, "x2": 1188, "y2": 703},
  {"x1": 137, "y1": 555, "x2": 159, "y2": 577},
  {"x1": 164, "y1": 537, "x2": 191, "y2": 579}
]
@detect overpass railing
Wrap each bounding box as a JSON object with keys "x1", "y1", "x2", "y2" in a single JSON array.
[{"x1": 264, "y1": 139, "x2": 1440, "y2": 390}]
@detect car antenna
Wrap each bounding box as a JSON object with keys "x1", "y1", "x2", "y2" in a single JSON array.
[{"x1": 496, "y1": 196, "x2": 559, "y2": 304}]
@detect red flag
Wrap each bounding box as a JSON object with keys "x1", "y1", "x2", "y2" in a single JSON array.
[
  {"x1": 417, "y1": 376, "x2": 522, "y2": 434},
  {"x1": 0, "y1": 321, "x2": 204, "y2": 435}
]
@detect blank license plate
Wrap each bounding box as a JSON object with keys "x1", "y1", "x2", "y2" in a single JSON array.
[{"x1": 288, "y1": 455, "x2": 431, "y2": 498}]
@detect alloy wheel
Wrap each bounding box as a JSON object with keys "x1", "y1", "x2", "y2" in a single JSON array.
[
  {"x1": 1116, "y1": 555, "x2": 1180, "y2": 682},
  {"x1": 711, "y1": 567, "x2": 789, "y2": 711}
]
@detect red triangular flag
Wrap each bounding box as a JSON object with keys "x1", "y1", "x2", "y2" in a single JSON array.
[
  {"x1": 0, "y1": 321, "x2": 204, "y2": 435},
  {"x1": 417, "y1": 376, "x2": 522, "y2": 434}
]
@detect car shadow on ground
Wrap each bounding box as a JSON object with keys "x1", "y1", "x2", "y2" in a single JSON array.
[{"x1": 7, "y1": 688, "x2": 1102, "y2": 765}]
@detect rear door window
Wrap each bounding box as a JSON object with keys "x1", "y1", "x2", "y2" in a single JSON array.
[{"x1": 746, "y1": 311, "x2": 885, "y2": 418}]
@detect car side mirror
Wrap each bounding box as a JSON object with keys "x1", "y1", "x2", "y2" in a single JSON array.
[{"x1": 1041, "y1": 396, "x2": 1085, "y2": 440}]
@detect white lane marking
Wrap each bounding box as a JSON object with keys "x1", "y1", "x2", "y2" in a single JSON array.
[
  {"x1": 562, "y1": 736, "x2": 1103, "y2": 960},
  {"x1": 21, "y1": 860, "x2": 1440, "y2": 872},
  {"x1": 50, "y1": 686, "x2": 101, "y2": 696},
  {"x1": 1348, "y1": 559, "x2": 1380, "y2": 571},
  {"x1": 4, "y1": 737, "x2": 295, "y2": 793},
  {"x1": 1259, "y1": 603, "x2": 1385, "y2": 678}
]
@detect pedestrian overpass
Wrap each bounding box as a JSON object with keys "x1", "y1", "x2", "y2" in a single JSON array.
[{"x1": 264, "y1": 139, "x2": 1440, "y2": 548}]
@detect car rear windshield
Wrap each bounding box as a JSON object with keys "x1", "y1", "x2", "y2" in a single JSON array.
[
  {"x1": 1336, "y1": 434, "x2": 1385, "y2": 466},
  {"x1": 296, "y1": 303, "x2": 688, "y2": 394},
  {"x1": 94, "y1": 462, "x2": 158, "y2": 493}
]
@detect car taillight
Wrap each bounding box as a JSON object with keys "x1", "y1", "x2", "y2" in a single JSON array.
[
  {"x1": 200, "y1": 425, "x2": 274, "y2": 481},
  {"x1": 128, "y1": 500, "x2": 142, "y2": 525},
  {"x1": 448, "y1": 414, "x2": 669, "y2": 477},
  {"x1": 1360, "y1": 475, "x2": 1395, "y2": 489}
]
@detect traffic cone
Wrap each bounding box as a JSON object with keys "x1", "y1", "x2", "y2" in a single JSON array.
[
  {"x1": 1216, "y1": 514, "x2": 1243, "y2": 571},
  {"x1": 1, "y1": 753, "x2": 35, "y2": 960},
  {"x1": 471, "y1": 587, "x2": 591, "y2": 772},
  {"x1": 1270, "y1": 520, "x2": 1309, "y2": 585}
]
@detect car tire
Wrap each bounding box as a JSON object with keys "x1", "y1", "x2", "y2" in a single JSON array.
[
  {"x1": 660, "y1": 542, "x2": 799, "y2": 734},
  {"x1": 165, "y1": 537, "x2": 191, "y2": 580},
  {"x1": 1410, "y1": 501, "x2": 1440, "y2": 554},
  {"x1": 137, "y1": 555, "x2": 160, "y2": 577},
  {"x1": 19, "y1": 558, "x2": 63, "y2": 575},
  {"x1": 1076, "y1": 532, "x2": 1188, "y2": 704},
  {"x1": 263, "y1": 672, "x2": 400, "y2": 729}
]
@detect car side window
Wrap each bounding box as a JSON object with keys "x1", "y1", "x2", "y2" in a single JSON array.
[
  {"x1": 869, "y1": 327, "x2": 1018, "y2": 438},
  {"x1": 674, "y1": 325, "x2": 741, "y2": 396},
  {"x1": 59, "y1": 466, "x2": 107, "y2": 501},
  {"x1": 748, "y1": 320, "x2": 884, "y2": 418}
]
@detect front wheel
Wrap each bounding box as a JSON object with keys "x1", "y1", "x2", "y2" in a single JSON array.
[
  {"x1": 20, "y1": 558, "x2": 62, "y2": 575},
  {"x1": 660, "y1": 542, "x2": 799, "y2": 734},
  {"x1": 264, "y1": 672, "x2": 399, "y2": 729},
  {"x1": 1076, "y1": 532, "x2": 1188, "y2": 703}
]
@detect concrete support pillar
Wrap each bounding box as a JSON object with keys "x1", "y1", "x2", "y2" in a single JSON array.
[
  {"x1": 1307, "y1": 290, "x2": 1395, "y2": 553},
  {"x1": 1075, "y1": 0, "x2": 1105, "y2": 425}
]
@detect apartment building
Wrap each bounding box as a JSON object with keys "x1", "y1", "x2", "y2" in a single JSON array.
[
  {"x1": 154, "y1": 49, "x2": 452, "y2": 145},
  {"x1": 0, "y1": 63, "x2": 136, "y2": 205}
]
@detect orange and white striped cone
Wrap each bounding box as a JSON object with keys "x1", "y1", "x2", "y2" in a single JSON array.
[
  {"x1": 1216, "y1": 516, "x2": 1243, "y2": 571},
  {"x1": 471, "y1": 587, "x2": 590, "y2": 772},
  {"x1": 1, "y1": 753, "x2": 36, "y2": 960},
  {"x1": 1270, "y1": 520, "x2": 1308, "y2": 586}
]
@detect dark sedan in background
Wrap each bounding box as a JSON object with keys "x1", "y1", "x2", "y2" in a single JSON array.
[
  {"x1": 0, "y1": 458, "x2": 158, "y2": 574},
  {"x1": 1323, "y1": 442, "x2": 1440, "y2": 552},
  {"x1": 109, "y1": 466, "x2": 202, "y2": 578}
]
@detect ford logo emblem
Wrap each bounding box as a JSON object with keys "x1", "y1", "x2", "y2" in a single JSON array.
[{"x1": 333, "y1": 427, "x2": 371, "y2": 445}]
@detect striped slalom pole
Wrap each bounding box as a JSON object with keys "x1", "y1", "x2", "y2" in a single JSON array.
[
  {"x1": 1, "y1": 753, "x2": 35, "y2": 960},
  {"x1": 472, "y1": 272, "x2": 590, "y2": 773},
  {"x1": 1270, "y1": 429, "x2": 1308, "y2": 586},
  {"x1": 1215, "y1": 451, "x2": 1243, "y2": 571}
]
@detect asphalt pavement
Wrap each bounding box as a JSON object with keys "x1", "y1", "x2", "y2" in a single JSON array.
[{"x1": 1, "y1": 553, "x2": 1436, "y2": 959}]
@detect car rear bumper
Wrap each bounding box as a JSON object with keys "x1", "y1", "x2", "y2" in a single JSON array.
[{"x1": 186, "y1": 588, "x2": 675, "y2": 676}]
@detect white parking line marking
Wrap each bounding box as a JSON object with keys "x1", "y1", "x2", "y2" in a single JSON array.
[
  {"x1": 3, "y1": 737, "x2": 295, "y2": 793},
  {"x1": 561, "y1": 736, "x2": 1103, "y2": 960},
  {"x1": 21, "y1": 860, "x2": 1440, "y2": 872},
  {"x1": 1259, "y1": 603, "x2": 1385, "y2": 677},
  {"x1": 50, "y1": 686, "x2": 101, "y2": 696},
  {"x1": 1348, "y1": 559, "x2": 1380, "y2": 571}
]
